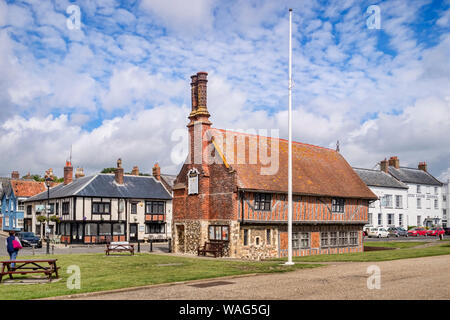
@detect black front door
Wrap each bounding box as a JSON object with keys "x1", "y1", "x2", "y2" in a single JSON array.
[
  {"x1": 129, "y1": 224, "x2": 138, "y2": 242},
  {"x1": 71, "y1": 223, "x2": 84, "y2": 244}
]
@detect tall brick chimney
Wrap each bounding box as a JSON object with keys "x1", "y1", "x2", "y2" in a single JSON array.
[
  {"x1": 11, "y1": 171, "x2": 20, "y2": 179},
  {"x1": 152, "y1": 163, "x2": 161, "y2": 181},
  {"x1": 115, "y1": 158, "x2": 124, "y2": 185},
  {"x1": 75, "y1": 167, "x2": 85, "y2": 179},
  {"x1": 388, "y1": 156, "x2": 400, "y2": 169},
  {"x1": 380, "y1": 158, "x2": 388, "y2": 173},
  {"x1": 418, "y1": 162, "x2": 427, "y2": 172},
  {"x1": 64, "y1": 161, "x2": 73, "y2": 185},
  {"x1": 131, "y1": 166, "x2": 140, "y2": 176}
]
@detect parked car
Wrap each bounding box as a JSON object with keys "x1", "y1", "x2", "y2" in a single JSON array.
[
  {"x1": 388, "y1": 227, "x2": 409, "y2": 237},
  {"x1": 16, "y1": 232, "x2": 42, "y2": 248},
  {"x1": 408, "y1": 227, "x2": 428, "y2": 237},
  {"x1": 427, "y1": 228, "x2": 445, "y2": 237},
  {"x1": 443, "y1": 227, "x2": 450, "y2": 235},
  {"x1": 367, "y1": 227, "x2": 389, "y2": 238},
  {"x1": 363, "y1": 225, "x2": 373, "y2": 236}
]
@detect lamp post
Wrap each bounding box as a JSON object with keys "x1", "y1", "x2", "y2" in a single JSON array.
[{"x1": 45, "y1": 177, "x2": 53, "y2": 255}]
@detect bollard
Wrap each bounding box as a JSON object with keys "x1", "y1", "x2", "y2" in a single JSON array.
[
  {"x1": 168, "y1": 238, "x2": 172, "y2": 253},
  {"x1": 150, "y1": 239, "x2": 153, "y2": 252},
  {"x1": 32, "y1": 244, "x2": 35, "y2": 256},
  {"x1": 52, "y1": 245, "x2": 55, "y2": 255},
  {"x1": 137, "y1": 240, "x2": 140, "y2": 253}
]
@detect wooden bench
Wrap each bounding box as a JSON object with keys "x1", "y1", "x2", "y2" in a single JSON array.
[
  {"x1": 0, "y1": 259, "x2": 59, "y2": 283},
  {"x1": 198, "y1": 241, "x2": 224, "y2": 258},
  {"x1": 105, "y1": 241, "x2": 134, "y2": 255}
]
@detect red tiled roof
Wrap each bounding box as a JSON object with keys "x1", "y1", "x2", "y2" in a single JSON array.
[
  {"x1": 11, "y1": 180, "x2": 47, "y2": 197},
  {"x1": 211, "y1": 129, "x2": 377, "y2": 200}
]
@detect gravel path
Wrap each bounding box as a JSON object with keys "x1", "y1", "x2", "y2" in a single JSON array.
[{"x1": 56, "y1": 254, "x2": 450, "y2": 300}]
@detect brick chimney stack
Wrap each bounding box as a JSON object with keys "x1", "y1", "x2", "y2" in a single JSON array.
[
  {"x1": 11, "y1": 171, "x2": 20, "y2": 179},
  {"x1": 152, "y1": 163, "x2": 161, "y2": 181},
  {"x1": 418, "y1": 162, "x2": 427, "y2": 172},
  {"x1": 131, "y1": 166, "x2": 140, "y2": 176},
  {"x1": 115, "y1": 158, "x2": 124, "y2": 185},
  {"x1": 75, "y1": 167, "x2": 85, "y2": 179},
  {"x1": 380, "y1": 158, "x2": 388, "y2": 173},
  {"x1": 64, "y1": 161, "x2": 73, "y2": 185},
  {"x1": 388, "y1": 156, "x2": 400, "y2": 169},
  {"x1": 188, "y1": 71, "x2": 211, "y2": 127}
]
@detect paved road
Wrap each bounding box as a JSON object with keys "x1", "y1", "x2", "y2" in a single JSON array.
[
  {"x1": 0, "y1": 235, "x2": 168, "y2": 259},
  {"x1": 364, "y1": 235, "x2": 450, "y2": 242},
  {"x1": 63, "y1": 254, "x2": 450, "y2": 300}
]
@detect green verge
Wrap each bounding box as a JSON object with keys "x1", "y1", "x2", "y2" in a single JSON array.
[
  {"x1": 273, "y1": 243, "x2": 450, "y2": 263},
  {"x1": 0, "y1": 253, "x2": 322, "y2": 300},
  {"x1": 363, "y1": 241, "x2": 427, "y2": 249}
]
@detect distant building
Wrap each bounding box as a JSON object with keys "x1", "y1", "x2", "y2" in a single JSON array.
[
  {"x1": 442, "y1": 179, "x2": 449, "y2": 228},
  {"x1": 0, "y1": 172, "x2": 46, "y2": 231},
  {"x1": 25, "y1": 161, "x2": 173, "y2": 243},
  {"x1": 353, "y1": 167, "x2": 408, "y2": 228}
]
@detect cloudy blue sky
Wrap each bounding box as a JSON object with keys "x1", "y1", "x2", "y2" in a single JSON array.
[{"x1": 0, "y1": 0, "x2": 449, "y2": 181}]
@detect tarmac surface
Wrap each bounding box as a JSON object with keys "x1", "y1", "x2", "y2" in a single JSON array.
[{"x1": 56, "y1": 254, "x2": 450, "y2": 300}]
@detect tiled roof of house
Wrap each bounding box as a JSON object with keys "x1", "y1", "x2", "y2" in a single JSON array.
[
  {"x1": 388, "y1": 166, "x2": 442, "y2": 186},
  {"x1": 353, "y1": 168, "x2": 408, "y2": 189},
  {"x1": 10, "y1": 180, "x2": 47, "y2": 197},
  {"x1": 211, "y1": 129, "x2": 377, "y2": 200},
  {"x1": 25, "y1": 174, "x2": 171, "y2": 202}
]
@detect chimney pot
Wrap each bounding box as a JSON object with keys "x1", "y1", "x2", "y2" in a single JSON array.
[
  {"x1": 380, "y1": 158, "x2": 388, "y2": 173},
  {"x1": 418, "y1": 162, "x2": 427, "y2": 172},
  {"x1": 388, "y1": 156, "x2": 400, "y2": 169},
  {"x1": 152, "y1": 163, "x2": 161, "y2": 181},
  {"x1": 75, "y1": 167, "x2": 85, "y2": 179},
  {"x1": 64, "y1": 161, "x2": 73, "y2": 185},
  {"x1": 11, "y1": 171, "x2": 20, "y2": 179},
  {"x1": 131, "y1": 166, "x2": 140, "y2": 176},
  {"x1": 115, "y1": 158, "x2": 124, "y2": 185}
]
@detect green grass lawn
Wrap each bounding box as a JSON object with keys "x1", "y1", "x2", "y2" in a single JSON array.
[
  {"x1": 0, "y1": 253, "x2": 321, "y2": 300},
  {"x1": 272, "y1": 242, "x2": 450, "y2": 263},
  {"x1": 363, "y1": 241, "x2": 427, "y2": 249}
]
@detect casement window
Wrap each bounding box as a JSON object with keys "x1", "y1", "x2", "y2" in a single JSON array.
[
  {"x1": 208, "y1": 225, "x2": 229, "y2": 241},
  {"x1": 387, "y1": 214, "x2": 394, "y2": 225},
  {"x1": 243, "y1": 229, "x2": 249, "y2": 246},
  {"x1": 332, "y1": 198, "x2": 345, "y2": 213},
  {"x1": 349, "y1": 232, "x2": 358, "y2": 245},
  {"x1": 131, "y1": 202, "x2": 137, "y2": 214},
  {"x1": 417, "y1": 198, "x2": 421, "y2": 209},
  {"x1": 378, "y1": 213, "x2": 382, "y2": 225},
  {"x1": 292, "y1": 232, "x2": 309, "y2": 249},
  {"x1": 85, "y1": 223, "x2": 98, "y2": 236},
  {"x1": 266, "y1": 229, "x2": 271, "y2": 245},
  {"x1": 368, "y1": 212, "x2": 373, "y2": 225},
  {"x1": 417, "y1": 185, "x2": 421, "y2": 193},
  {"x1": 56, "y1": 203, "x2": 59, "y2": 215},
  {"x1": 395, "y1": 195, "x2": 402, "y2": 208},
  {"x1": 321, "y1": 232, "x2": 329, "y2": 247},
  {"x1": 329, "y1": 232, "x2": 338, "y2": 246},
  {"x1": 92, "y1": 202, "x2": 111, "y2": 214},
  {"x1": 62, "y1": 202, "x2": 70, "y2": 215},
  {"x1": 338, "y1": 231, "x2": 348, "y2": 246},
  {"x1": 145, "y1": 223, "x2": 165, "y2": 234},
  {"x1": 99, "y1": 223, "x2": 112, "y2": 236},
  {"x1": 146, "y1": 201, "x2": 165, "y2": 214},
  {"x1": 399, "y1": 214, "x2": 403, "y2": 226},
  {"x1": 434, "y1": 187, "x2": 438, "y2": 195},
  {"x1": 434, "y1": 199, "x2": 438, "y2": 209},
  {"x1": 113, "y1": 223, "x2": 125, "y2": 235},
  {"x1": 26, "y1": 206, "x2": 32, "y2": 216},
  {"x1": 187, "y1": 169, "x2": 199, "y2": 195},
  {"x1": 254, "y1": 193, "x2": 271, "y2": 211},
  {"x1": 18, "y1": 201, "x2": 24, "y2": 211},
  {"x1": 417, "y1": 215, "x2": 421, "y2": 226},
  {"x1": 382, "y1": 195, "x2": 393, "y2": 208}
]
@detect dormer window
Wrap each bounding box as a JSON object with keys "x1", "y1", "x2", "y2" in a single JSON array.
[{"x1": 187, "y1": 169, "x2": 199, "y2": 195}]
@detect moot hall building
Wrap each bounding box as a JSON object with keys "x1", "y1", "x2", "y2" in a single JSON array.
[{"x1": 172, "y1": 72, "x2": 377, "y2": 260}]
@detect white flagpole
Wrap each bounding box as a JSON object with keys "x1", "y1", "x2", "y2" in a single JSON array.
[{"x1": 286, "y1": 8, "x2": 294, "y2": 265}]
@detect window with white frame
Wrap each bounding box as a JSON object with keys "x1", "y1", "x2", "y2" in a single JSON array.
[
  {"x1": 395, "y1": 195, "x2": 402, "y2": 208},
  {"x1": 417, "y1": 185, "x2": 421, "y2": 193},
  {"x1": 387, "y1": 214, "x2": 394, "y2": 225},
  {"x1": 368, "y1": 212, "x2": 372, "y2": 225},
  {"x1": 417, "y1": 215, "x2": 421, "y2": 226},
  {"x1": 399, "y1": 214, "x2": 403, "y2": 226},
  {"x1": 417, "y1": 198, "x2": 422, "y2": 209},
  {"x1": 434, "y1": 199, "x2": 438, "y2": 209},
  {"x1": 434, "y1": 187, "x2": 438, "y2": 194},
  {"x1": 378, "y1": 213, "x2": 382, "y2": 225},
  {"x1": 187, "y1": 169, "x2": 199, "y2": 195},
  {"x1": 383, "y1": 195, "x2": 393, "y2": 208},
  {"x1": 292, "y1": 232, "x2": 309, "y2": 249}
]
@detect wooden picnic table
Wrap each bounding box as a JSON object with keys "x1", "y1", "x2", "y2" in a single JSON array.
[
  {"x1": 105, "y1": 242, "x2": 134, "y2": 255},
  {"x1": 0, "y1": 259, "x2": 59, "y2": 283}
]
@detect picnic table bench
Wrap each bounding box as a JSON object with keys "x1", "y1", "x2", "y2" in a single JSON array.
[
  {"x1": 105, "y1": 241, "x2": 134, "y2": 255},
  {"x1": 198, "y1": 241, "x2": 224, "y2": 258},
  {"x1": 0, "y1": 259, "x2": 59, "y2": 283}
]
